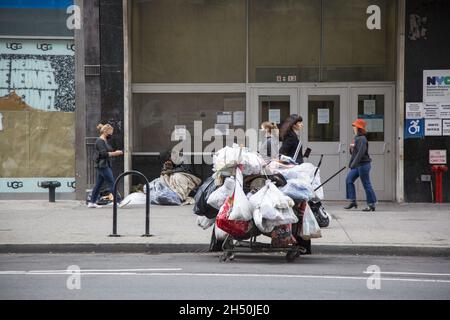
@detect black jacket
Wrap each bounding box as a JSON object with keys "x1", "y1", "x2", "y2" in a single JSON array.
[
  {"x1": 279, "y1": 130, "x2": 303, "y2": 164},
  {"x1": 94, "y1": 138, "x2": 113, "y2": 168},
  {"x1": 349, "y1": 134, "x2": 371, "y2": 169}
]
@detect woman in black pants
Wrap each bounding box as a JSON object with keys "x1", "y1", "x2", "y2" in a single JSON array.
[{"x1": 88, "y1": 123, "x2": 123, "y2": 208}]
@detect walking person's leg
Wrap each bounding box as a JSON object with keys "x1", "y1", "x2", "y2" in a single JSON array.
[
  {"x1": 89, "y1": 169, "x2": 105, "y2": 207},
  {"x1": 103, "y1": 167, "x2": 121, "y2": 203},
  {"x1": 358, "y1": 163, "x2": 377, "y2": 211},
  {"x1": 345, "y1": 168, "x2": 359, "y2": 209}
]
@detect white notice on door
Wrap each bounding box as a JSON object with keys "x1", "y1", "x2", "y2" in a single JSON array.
[
  {"x1": 233, "y1": 111, "x2": 245, "y2": 126},
  {"x1": 317, "y1": 108, "x2": 330, "y2": 124},
  {"x1": 423, "y1": 103, "x2": 439, "y2": 118},
  {"x1": 406, "y1": 102, "x2": 423, "y2": 119},
  {"x1": 268, "y1": 109, "x2": 281, "y2": 124},
  {"x1": 364, "y1": 100, "x2": 376, "y2": 115},
  {"x1": 424, "y1": 119, "x2": 442, "y2": 136},
  {"x1": 443, "y1": 119, "x2": 450, "y2": 136}
]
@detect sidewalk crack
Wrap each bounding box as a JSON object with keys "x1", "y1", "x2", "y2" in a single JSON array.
[{"x1": 334, "y1": 217, "x2": 354, "y2": 244}]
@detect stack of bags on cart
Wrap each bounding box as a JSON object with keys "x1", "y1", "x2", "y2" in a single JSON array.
[{"x1": 194, "y1": 144, "x2": 323, "y2": 248}]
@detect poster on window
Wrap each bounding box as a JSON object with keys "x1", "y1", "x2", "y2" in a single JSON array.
[{"x1": 0, "y1": 39, "x2": 75, "y2": 193}]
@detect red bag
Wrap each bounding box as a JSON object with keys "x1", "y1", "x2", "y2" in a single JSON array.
[
  {"x1": 216, "y1": 194, "x2": 253, "y2": 239},
  {"x1": 271, "y1": 224, "x2": 297, "y2": 247}
]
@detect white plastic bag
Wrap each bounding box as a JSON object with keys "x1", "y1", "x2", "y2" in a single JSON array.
[
  {"x1": 196, "y1": 216, "x2": 215, "y2": 230},
  {"x1": 214, "y1": 224, "x2": 229, "y2": 241},
  {"x1": 228, "y1": 178, "x2": 253, "y2": 221},
  {"x1": 241, "y1": 152, "x2": 264, "y2": 175},
  {"x1": 253, "y1": 209, "x2": 278, "y2": 233},
  {"x1": 280, "y1": 178, "x2": 314, "y2": 201},
  {"x1": 213, "y1": 146, "x2": 241, "y2": 172},
  {"x1": 300, "y1": 204, "x2": 322, "y2": 240},
  {"x1": 207, "y1": 177, "x2": 235, "y2": 209}
]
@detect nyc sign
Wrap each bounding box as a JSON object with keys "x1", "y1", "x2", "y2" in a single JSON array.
[{"x1": 423, "y1": 70, "x2": 450, "y2": 102}]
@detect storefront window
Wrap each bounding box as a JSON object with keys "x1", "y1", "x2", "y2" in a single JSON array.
[
  {"x1": 249, "y1": 0, "x2": 321, "y2": 83},
  {"x1": 322, "y1": 0, "x2": 396, "y2": 81},
  {"x1": 132, "y1": 93, "x2": 246, "y2": 153},
  {"x1": 131, "y1": 0, "x2": 246, "y2": 83},
  {"x1": 0, "y1": 39, "x2": 75, "y2": 193}
]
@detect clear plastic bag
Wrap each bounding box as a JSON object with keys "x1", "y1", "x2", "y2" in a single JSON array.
[
  {"x1": 280, "y1": 179, "x2": 314, "y2": 201},
  {"x1": 145, "y1": 178, "x2": 182, "y2": 205},
  {"x1": 228, "y1": 179, "x2": 253, "y2": 221},
  {"x1": 300, "y1": 204, "x2": 322, "y2": 240}
]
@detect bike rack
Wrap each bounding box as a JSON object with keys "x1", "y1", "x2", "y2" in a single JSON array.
[{"x1": 109, "y1": 170, "x2": 152, "y2": 237}]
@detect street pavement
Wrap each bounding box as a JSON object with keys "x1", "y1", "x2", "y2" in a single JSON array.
[
  {"x1": 0, "y1": 200, "x2": 449, "y2": 256},
  {"x1": 0, "y1": 253, "x2": 449, "y2": 299}
]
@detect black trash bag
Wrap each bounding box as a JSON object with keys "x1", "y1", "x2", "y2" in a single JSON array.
[{"x1": 193, "y1": 176, "x2": 219, "y2": 219}]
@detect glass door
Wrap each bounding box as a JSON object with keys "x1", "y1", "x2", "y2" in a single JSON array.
[
  {"x1": 300, "y1": 87, "x2": 348, "y2": 200},
  {"x1": 350, "y1": 86, "x2": 394, "y2": 201},
  {"x1": 249, "y1": 88, "x2": 298, "y2": 152}
]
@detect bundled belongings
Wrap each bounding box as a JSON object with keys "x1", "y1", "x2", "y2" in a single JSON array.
[
  {"x1": 213, "y1": 144, "x2": 265, "y2": 176},
  {"x1": 119, "y1": 157, "x2": 201, "y2": 207}
]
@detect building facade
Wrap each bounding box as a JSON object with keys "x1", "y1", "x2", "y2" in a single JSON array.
[{"x1": 6, "y1": 0, "x2": 447, "y2": 202}]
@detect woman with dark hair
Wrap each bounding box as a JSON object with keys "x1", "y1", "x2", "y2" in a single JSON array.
[
  {"x1": 344, "y1": 119, "x2": 377, "y2": 212},
  {"x1": 279, "y1": 114, "x2": 304, "y2": 164}
]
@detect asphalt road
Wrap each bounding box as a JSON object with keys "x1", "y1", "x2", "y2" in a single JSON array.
[{"x1": 0, "y1": 253, "x2": 449, "y2": 300}]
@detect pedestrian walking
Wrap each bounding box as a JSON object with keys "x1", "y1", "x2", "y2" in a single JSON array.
[
  {"x1": 258, "y1": 121, "x2": 278, "y2": 163},
  {"x1": 87, "y1": 123, "x2": 123, "y2": 208},
  {"x1": 279, "y1": 114, "x2": 304, "y2": 164},
  {"x1": 344, "y1": 119, "x2": 377, "y2": 212}
]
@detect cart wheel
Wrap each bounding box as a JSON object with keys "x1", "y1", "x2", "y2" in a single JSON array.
[
  {"x1": 219, "y1": 253, "x2": 228, "y2": 262},
  {"x1": 286, "y1": 250, "x2": 298, "y2": 262}
]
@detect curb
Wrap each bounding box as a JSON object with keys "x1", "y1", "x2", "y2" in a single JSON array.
[{"x1": 1, "y1": 243, "x2": 449, "y2": 257}]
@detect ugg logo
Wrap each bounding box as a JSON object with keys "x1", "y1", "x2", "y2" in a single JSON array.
[
  {"x1": 6, "y1": 42, "x2": 22, "y2": 50},
  {"x1": 7, "y1": 181, "x2": 23, "y2": 189},
  {"x1": 37, "y1": 43, "x2": 53, "y2": 51}
]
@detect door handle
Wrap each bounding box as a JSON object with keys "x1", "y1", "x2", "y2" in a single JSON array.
[
  {"x1": 382, "y1": 143, "x2": 388, "y2": 154},
  {"x1": 338, "y1": 143, "x2": 346, "y2": 153}
]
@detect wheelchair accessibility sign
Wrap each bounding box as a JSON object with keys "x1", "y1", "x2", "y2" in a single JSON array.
[{"x1": 405, "y1": 119, "x2": 424, "y2": 139}]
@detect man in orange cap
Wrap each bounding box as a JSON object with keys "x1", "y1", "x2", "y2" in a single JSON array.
[{"x1": 344, "y1": 119, "x2": 377, "y2": 212}]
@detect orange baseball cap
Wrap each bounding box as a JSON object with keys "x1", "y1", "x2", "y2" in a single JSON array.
[{"x1": 352, "y1": 119, "x2": 367, "y2": 130}]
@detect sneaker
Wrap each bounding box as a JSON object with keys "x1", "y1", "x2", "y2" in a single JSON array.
[
  {"x1": 87, "y1": 202, "x2": 103, "y2": 208},
  {"x1": 118, "y1": 199, "x2": 131, "y2": 208}
]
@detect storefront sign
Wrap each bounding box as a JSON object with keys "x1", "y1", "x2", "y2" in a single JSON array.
[
  {"x1": 424, "y1": 119, "x2": 442, "y2": 136},
  {"x1": 0, "y1": 178, "x2": 76, "y2": 193},
  {"x1": 423, "y1": 70, "x2": 450, "y2": 103},
  {"x1": 429, "y1": 150, "x2": 447, "y2": 165},
  {"x1": 405, "y1": 102, "x2": 423, "y2": 119},
  {"x1": 404, "y1": 118, "x2": 424, "y2": 139},
  {"x1": 443, "y1": 119, "x2": 450, "y2": 136},
  {"x1": 317, "y1": 108, "x2": 330, "y2": 124},
  {"x1": 423, "y1": 103, "x2": 439, "y2": 118}
]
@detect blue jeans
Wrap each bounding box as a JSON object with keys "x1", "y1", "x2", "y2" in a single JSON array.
[
  {"x1": 346, "y1": 162, "x2": 377, "y2": 206},
  {"x1": 90, "y1": 167, "x2": 121, "y2": 204}
]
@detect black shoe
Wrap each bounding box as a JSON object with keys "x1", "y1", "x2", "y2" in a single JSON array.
[
  {"x1": 362, "y1": 206, "x2": 375, "y2": 212},
  {"x1": 344, "y1": 202, "x2": 358, "y2": 209}
]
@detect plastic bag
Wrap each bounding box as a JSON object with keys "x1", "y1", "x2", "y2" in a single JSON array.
[
  {"x1": 280, "y1": 163, "x2": 324, "y2": 200},
  {"x1": 216, "y1": 195, "x2": 254, "y2": 239},
  {"x1": 214, "y1": 224, "x2": 229, "y2": 241},
  {"x1": 228, "y1": 184, "x2": 253, "y2": 221},
  {"x1": 196, "y1": 216, "x2": 215, "y2": 230},
  {"x1": 300, "y1": 204, "x2": 322, "y2": 240},
  {"x1": 253, "y1": 208, "x2": 278, "y2": 233},
  {"x1": 193, "y1": 177, "x2": 219, "y2": 218},
  {"x1": 213, "y1": 146, "x2": 241, "y2": 172},
  {"x1": 207, "y1": 177, "x2": 235, "y2": 209},
  {"x1": 228, "y1": 168, "x2": 253, "y2": 221},
  {"x1": 145, "y1": 178, "x2": 182, "y2": 205},
  {"x1": 280, "y1": 179, "x2": 314, "y2": 201},
  {"x1": 271, "y1": 224, "x2": 297, "y2": 247},
  {"x1": 241, "y1": 151, "x2": 265, "y2": 175}
]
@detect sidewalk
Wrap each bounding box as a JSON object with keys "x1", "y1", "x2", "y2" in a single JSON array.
[{"x1": 0, "y1": 200, "x2": 449, "y2": 256}]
